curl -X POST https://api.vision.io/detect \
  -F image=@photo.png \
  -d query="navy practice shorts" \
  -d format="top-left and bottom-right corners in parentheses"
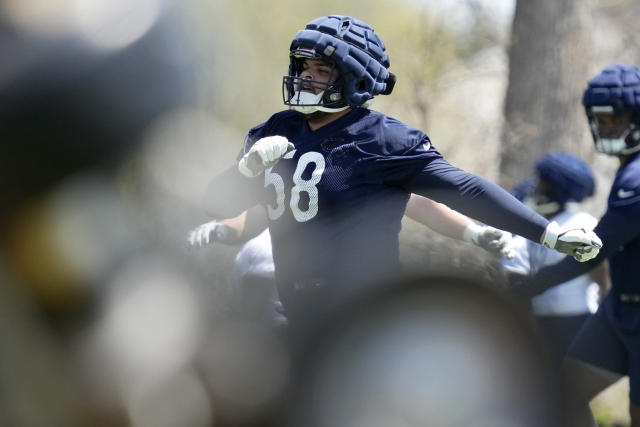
top-left (567, 292), bottom-right (640, 404)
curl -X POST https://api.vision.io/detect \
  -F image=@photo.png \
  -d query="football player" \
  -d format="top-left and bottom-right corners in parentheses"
top-left (512, 64), bottom-right (640, 427)
top-left (198, 15), bottom-right (602, 333)
top-left (189, 195), bottom-right (514, 326)
top-left (502, 152), bottom-right (609, 366)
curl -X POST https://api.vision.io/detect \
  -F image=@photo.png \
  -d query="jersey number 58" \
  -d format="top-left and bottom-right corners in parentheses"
top-left (264, 150), bottom-right (325, 222)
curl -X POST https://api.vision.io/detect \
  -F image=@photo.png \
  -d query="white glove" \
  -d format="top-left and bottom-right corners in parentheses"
top-left (188, 221), bottom-right (231, 247)
top-left (540, 221), bottom-right (602, 262)
top-left (238, 136), bottom-right (295, 177)
top-left (463, 223), bottom-right (515, 259)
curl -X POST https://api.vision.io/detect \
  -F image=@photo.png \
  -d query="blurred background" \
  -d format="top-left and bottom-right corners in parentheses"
top-left (0, 0), bottom-right (637, 425)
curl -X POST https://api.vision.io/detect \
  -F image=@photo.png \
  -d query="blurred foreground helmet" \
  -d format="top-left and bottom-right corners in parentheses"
top-left (0, 7), bottom-right (192, 316)
top-left (582, 64), bottom-right (640, 155)
top-left (284, 275), bottom-right (563, 427)
top-left (283, 15), bottom-right (396, 114)
top-left (0, 10), bottom-right (191, 210)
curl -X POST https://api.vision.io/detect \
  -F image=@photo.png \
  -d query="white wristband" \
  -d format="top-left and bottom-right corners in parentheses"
top-left (540, 221), bottom-right (560, 249)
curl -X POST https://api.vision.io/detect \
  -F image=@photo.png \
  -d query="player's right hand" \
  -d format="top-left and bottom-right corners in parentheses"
top-left (188, 221), bottom-right (229, 247)
top-left (540, 221), bottom-right (602, 262)
top-left (238, 135), bottom-right (295, 177)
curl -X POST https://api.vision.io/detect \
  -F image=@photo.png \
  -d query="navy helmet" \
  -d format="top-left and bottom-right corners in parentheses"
top-left (582, 64), bottom-right (640, 155)
top-left (535, 151), bottom-right (595, 205)
top-left (514, 152), bottom-right (595, 215)
top-left (283, 15), bottom-right (396, 114)
top-left (510, 177), bottom-right (536, 202)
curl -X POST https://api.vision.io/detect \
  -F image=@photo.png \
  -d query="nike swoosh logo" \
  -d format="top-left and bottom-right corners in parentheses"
top-left (617, 188), bottom-right (636, 199)
top-left (423, 142), bottom-right (431, 151)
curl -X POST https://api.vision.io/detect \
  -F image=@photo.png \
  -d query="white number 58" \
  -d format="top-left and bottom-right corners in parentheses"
top-left (264, 150), bottom-right (325, 222)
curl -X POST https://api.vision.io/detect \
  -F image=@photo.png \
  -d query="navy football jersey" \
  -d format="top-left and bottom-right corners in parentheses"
top-left (604, 152), bottom-right (640, 294)
top-left (239, 108), bottom-right (439, 311)
top-left (206, 107), bottom-right (549, 318)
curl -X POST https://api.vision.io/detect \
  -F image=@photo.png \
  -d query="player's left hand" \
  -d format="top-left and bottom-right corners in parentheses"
top-left (464, 223), bottom-right (514, 258)
top-left (541, 221), bottom-right (602, 262)
top-left (477, 226), bottom-right (515, 259)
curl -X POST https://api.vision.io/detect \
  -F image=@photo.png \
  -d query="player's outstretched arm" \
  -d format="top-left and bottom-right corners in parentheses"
top-left (404, 194), bottom-right (514, 257)
top-left (407, 159), bottom-right (602, 262)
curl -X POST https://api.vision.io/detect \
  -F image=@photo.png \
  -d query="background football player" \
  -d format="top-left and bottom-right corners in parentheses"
top-left (513, 64), bottom-right (640, 427)
top-left (502, 152), bottom-right (610, 366)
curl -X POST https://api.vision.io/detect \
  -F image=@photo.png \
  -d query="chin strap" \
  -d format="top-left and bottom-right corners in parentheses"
top-left (290, 90), bottom-right (350, 114)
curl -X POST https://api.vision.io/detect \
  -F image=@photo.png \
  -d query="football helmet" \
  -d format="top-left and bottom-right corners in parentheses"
top-left (583, 64), bottom-right (640, 155)
top-left (523, 152), bottom-right (594, 215)
top-left (283, 15), bottom-right (396, 114)
top-left (510, 177), bottom-right (536, 202)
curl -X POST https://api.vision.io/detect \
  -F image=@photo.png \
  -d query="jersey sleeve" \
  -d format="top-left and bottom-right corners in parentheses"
top-left (406, 157), bottom-right (548, 242)
top-left (352, 115), bottom-right (441, 185)
top-left (376, 135), bottom-right (440, 184)
top-left (203, 165), bottom-right (267, 219)
top-left (235, 111), bottom-right (299, 161)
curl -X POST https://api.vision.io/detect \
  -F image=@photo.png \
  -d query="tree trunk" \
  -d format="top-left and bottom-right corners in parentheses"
top-left (499, 0), bottom-right (594, 189)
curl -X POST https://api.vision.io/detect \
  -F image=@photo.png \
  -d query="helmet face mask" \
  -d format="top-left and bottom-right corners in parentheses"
top-left (283, 54), bottom-right (349, 114)
top-left (586, 106), bottom-right (640, 155)
top-left (582, 64), bottom-right (640, 156)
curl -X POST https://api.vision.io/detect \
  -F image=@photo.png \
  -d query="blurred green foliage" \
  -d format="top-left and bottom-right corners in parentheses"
top-left (184, 0), bottom-right (504, 141)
